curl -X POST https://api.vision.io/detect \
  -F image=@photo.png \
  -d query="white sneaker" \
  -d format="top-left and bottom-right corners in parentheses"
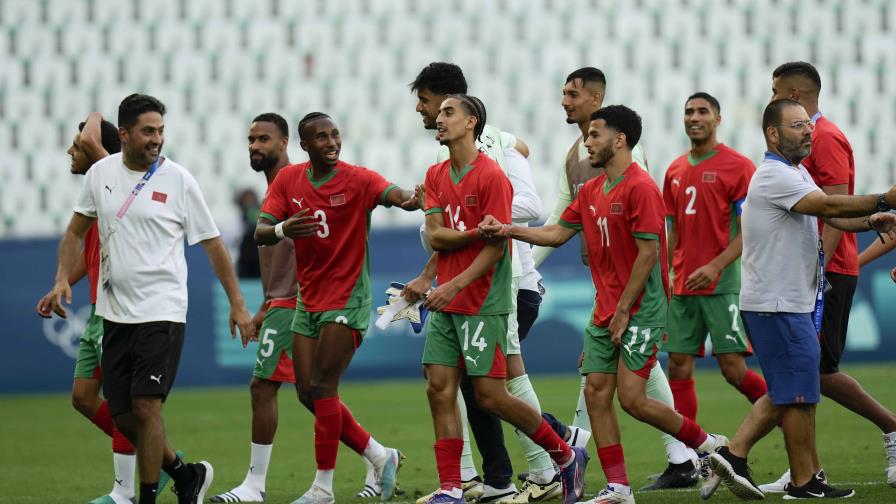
top-left (477, 483), bottom-right (518, 503)
top-left (886, 464), bottom-right (896, 488)
top-left (503, 475), bottom-right (562, 503)
top-left (758, 469), bottom-right (790, 494)
top-left (291, 485), bottom-right (335, 504)
top-left (579, 484), bottom-right (635, 504)
top-left (567, 426), bottom-right (592, 449)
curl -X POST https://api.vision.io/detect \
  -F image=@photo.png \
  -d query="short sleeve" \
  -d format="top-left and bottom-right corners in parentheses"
top-left (362, 167), bottom-right (396, 210)
top-left (559, 191), bottom-right (583, 230)
top-left (259, 169), bottom-right (290, 223)
top-left (662, 168), bottom-right (676, 219)
top-left (632, 144), bottom-right (649, 171)
top-left (182, 173), bottom-right (220, 245)
top-left (424, 166), bottom-right (442, 215)
top-left (627, 180), bottom-right (664, 238)
top-left (806, 130), bottom-right (850, 186)
top-left (479, 167), bottom-right (513, 224)
top-left (729, 158), bottom-right (755, 216)
top-left (766, 166), bottom-right (820, 211)
top-left (499, 131), bottom-right (517, 150)
top-left (73, 168), bottom-right (97, 218)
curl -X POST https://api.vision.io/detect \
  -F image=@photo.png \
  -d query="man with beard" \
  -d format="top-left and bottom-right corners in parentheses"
top-left (481, 105), bottom-right (729, 504)
top-left (708, 99), bottom-right (896, 500)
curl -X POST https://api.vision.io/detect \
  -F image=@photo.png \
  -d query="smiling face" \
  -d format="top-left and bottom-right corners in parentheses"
top-left (120, 111), bottom-right (163, 168)
top-left (248, 121), bottom-right (286, 172)
top-left (434, 97), bottom-right (476, 146)
top-left (300, 117), bottom-right (341, 168)
top-left (684, 97), bottom-right (720, 144)
top-left (561, 78), bottom-right (602, 125)
top-left (415, 88), bottom-right (446, 130)
top-left (67, 132), bottom-right (91, 174)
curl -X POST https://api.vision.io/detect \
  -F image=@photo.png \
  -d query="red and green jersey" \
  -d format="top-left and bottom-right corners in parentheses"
top-left (84, 221), bottom-right (100, 304)
top-left (801, 115), bottom-right (858, 276)
top-left (663, 143), bottom-right (754, 296)
top-left (559, 163), bottom-right (668, 327)
top-left (260, 160), bottom-right (397, 312)
top-left (424, 152), bottom-right (513, 315)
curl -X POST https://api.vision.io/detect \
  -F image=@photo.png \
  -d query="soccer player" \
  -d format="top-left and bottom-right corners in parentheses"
top-left (758, 61), bottom-right (896, 492)
top-left (405, 62), bottom-right (581, 504)
top-left (255, 112), bottom-right (418, 504)
top-left (662, 92), bottom-right (768, 496)
top-left (420, 94), bottom-right (588, 504)
top-left (708, 99), bottom-right (896, 500)
top-left (482, 105), bottom-right (728, 504)
top-left (35, 113), bottom-right (140, 504)
top-left (531, 67), bottom-right (699, 490)
top-left (46, 94), bottom-right (255, 504)
top-left (858, 235), bottom-right (896, 283)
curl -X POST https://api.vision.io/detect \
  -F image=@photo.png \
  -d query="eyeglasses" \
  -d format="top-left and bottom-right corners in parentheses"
top-left (777, 120), bottom-right (815, 131)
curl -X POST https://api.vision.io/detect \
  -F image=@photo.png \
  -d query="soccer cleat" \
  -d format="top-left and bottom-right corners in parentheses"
top-left (700, 434), bottom-right (729, 455)
top-left (698, 456), bottom-right (721, 500)
top-left (424, 492), bottom-right (467, 504)
top-left (158, 449), bottom-right (185, 494)
top-left (887, 463), bottom-right (896, 488)
top-left (560, 446), bottom-right (590, 504)
top-left (171, 461), bottom-right (214, 504)
top-left (290, 485), bottom-right (336, 504)
top-left (639, 460), bottom-right (698, 490)
top-left (377, 448), bottom-right (405, 501)
top-left (783, 473), bottom-right (854, 499)
top-left (579, 483), bottom-right (635, 504)
top-left (505, 474), bottom-right (562, 503)
top-left (209, 486), bottom-right (266, 502)
top-left (88, 495), bottom-right (135, 504)
top-left (758, 469), bottom-right (791, 494)
top-left (356, 484), bottom-right (381, 499)
top-left (709, 447), bottom-right (763, 500)
top-left (567, 426), bottom-right (592, 450)
top-left (477, 483), bottom-right (518, 503)
top-left (416, 477), bottom-right (483, 504)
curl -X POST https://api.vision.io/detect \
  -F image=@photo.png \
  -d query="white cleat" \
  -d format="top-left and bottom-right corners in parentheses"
top-left (567, 426), bottom-right (592, 449)
top-left (577, 484), bottom-right (635, 504)
top-left (698, 457), bottom-right (721, 501)
top-left (758, 469), bottom-right (790, 494)
top-left (477, 483), bottom-right (518, 503)
top-left (887, 463), bottom-right (896, 488)
top-left (291, 485), bottom-right (335, 504)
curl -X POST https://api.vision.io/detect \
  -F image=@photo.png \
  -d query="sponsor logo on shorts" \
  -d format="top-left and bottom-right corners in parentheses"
top-left (149, 374), bottom-right (162, 384)
top-left (465, 355), bottom-right (479, 367)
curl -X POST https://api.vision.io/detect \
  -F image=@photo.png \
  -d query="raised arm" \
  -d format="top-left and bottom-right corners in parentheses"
top-left (200, 236), bottom-right (255, 346)
top-left (79, 112), bottom-right (110, 162)
top-left (791, 186), bottom-right (896, 219)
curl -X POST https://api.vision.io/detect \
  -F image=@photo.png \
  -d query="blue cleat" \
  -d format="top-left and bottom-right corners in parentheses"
top-left (424, 491), bottom-right (466, 504)
top-left (560, 446), bottom-right (589, 504)
top-left (378, 448), bottom-right (404, 501)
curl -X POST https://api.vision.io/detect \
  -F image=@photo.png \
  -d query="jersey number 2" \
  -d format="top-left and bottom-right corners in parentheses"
top-left (684, 186), bottom-right (697, 215)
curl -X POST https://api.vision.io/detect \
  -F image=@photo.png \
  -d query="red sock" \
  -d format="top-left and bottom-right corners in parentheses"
top-left (112, 427), bottom-right (136, 454)
top-left (597, 444), bottom-right (629, 486)
top-left (737, 369), bottom-right (768, 403)
top-left (339, 401), bottom-right (371, 455)
top-left (670, 378), bottom-right (698, 420)
top-left (90, 400), bottom-right (114, 437)
top-left (313, 397), bottom-right (343, 470)
top-left (676, 416), bottom-right (709, 449)
top-left (434, 438), bottom-right (463, 491)
top-left (528, 419), bottom-right (572, 466)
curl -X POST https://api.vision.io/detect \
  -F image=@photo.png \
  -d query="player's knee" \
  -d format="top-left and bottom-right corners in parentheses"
top-left (718, 358), bottom-right (746, 386)
top-left (667, 354), bottom-right (693, 380)
top-left (584, 379), bottom-right (613, 406)
top-left (618, 392), bottom-right (647, 420)
top-left (250, 377), bottom-right (278, 401)
top-left (71, 393), bottom-right (94, 417)
top-left (130, 397), bottom-right (162, 422)
top-left (425, 380), bottom-right (454, 408)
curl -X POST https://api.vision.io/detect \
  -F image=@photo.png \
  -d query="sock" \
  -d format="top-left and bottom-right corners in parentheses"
top-left (363, 457), bottom-right (379, 488)
top-left (666, 441), bottom-right (696, 465)
top-left (91, 400), bottom-right (114, 437)
top-left (529, 419), bottom-right (572, 467)
top-left (884, 432), bottom-right (896, 465)
top-left (507, 374), bottom-right (555, 473)
top-left (111, 452), bottom-right (136, 498)
top-left (669, 378), bottom-right (698, 420)
top-left (313, 397), bottom-right (343, 471)
top-left (646, 363), bottom-right (697, 462)
top-left (340, 401), bottom-right (372, 455)
top-left (363, 436), bottom-right (388, 465)
top-left (527, 467), bottom-right (558, 485)
top-left (112, 427), bottom-right (136, 455)
top-left (243, 442), bottom-right (272, 490)
top-left (139, 482), bottom-right (158, 504)
top-left (457, 392), bottom-right (477, 476)
top-left (162, 454), bottom-right (192, 486)
top-left (597, 444), bottom-right (629, 486)
top-left (541, 412), bottom-right (569, 440)
top-left (737, 369), bottom-right (768, 403)
top-left (676, 416), bottom-right (709, 450)
top-left (572, 375), bottom-right (591, 430)
top-left (313, 469), bottom-right (335, 494)
top-left (435, 438), bottom-right (464, 492)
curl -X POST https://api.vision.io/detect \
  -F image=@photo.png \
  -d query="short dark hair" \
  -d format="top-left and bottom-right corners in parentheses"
top-left (762, 98), bottom-right (803, 134)
top-left (118, 93), bottom-right (166, 130)
top-left (590, 105), bottom-right (642, 149)
top-left (772, 61), bottom-right (822, 92)
top-left (298, 112), bottom-right (332, 140)
top-left (252, 112), bottom-right (289, 137)
top-left (565, 67), bottom-right (607, 90)
top-left (685, 92), bottom-right (721, 114)
top-left (409, 62), bottom-right (468, 95)
top-left (446, 94), bottom-right (487, 142)
top-left (78, 119), bottom-right (121, 154)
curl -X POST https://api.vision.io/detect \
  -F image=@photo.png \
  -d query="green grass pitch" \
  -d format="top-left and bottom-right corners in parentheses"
top-left (1, 365), bottom-right (893, 503)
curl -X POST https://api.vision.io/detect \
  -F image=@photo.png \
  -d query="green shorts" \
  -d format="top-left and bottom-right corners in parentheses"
top-left (253, 307), bottom-right (296, 383)
top-left (580, 322), bottom-right (661, 378)
top-left (291, 304), bottom-right (370, 340)
top-left (665, 294), bottom-right (751, 356)
top-left (73, 305), bottom-right (104, 379)
top-left (422, 311), bottom-right (508, 377)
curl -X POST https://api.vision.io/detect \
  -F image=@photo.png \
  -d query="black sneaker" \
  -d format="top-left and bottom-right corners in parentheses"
top-left (783, 473), bottom-right (854, 499)
top-left (639, 460), bottom-right (699, 490)
top-left (709, 447), bottom-right (764, 500)
top-left (172, 461), bottom-right (214, 504)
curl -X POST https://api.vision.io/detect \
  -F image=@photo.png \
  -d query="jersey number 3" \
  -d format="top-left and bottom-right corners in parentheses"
top-left (314, 209), bottom-right (330, 238)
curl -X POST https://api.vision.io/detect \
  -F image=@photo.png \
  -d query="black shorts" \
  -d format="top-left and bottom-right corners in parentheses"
top-left (819, 272), bottom-right (858, 374)
top-left (516, 288), bottom-right (543, 343)
top-left (101, 320), bottom-right (185, 416)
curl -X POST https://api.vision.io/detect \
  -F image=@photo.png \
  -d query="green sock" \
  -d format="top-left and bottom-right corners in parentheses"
top-left (507, 374), bottom-right (555, 474)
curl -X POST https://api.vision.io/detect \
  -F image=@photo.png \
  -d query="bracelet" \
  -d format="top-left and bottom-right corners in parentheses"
top-left (274, 221), bottom-right (285, 240)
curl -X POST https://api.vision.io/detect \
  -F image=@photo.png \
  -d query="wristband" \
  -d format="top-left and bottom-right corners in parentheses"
top-left (274, 221), bottom-right (286, 240)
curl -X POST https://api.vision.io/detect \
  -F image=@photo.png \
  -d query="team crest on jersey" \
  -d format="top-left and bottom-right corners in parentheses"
top-left (151, 191), bottom-right (168, 203)
top-left (464, 195), bottom-right (478, 206)
top-left (702, 172), bottom-right (717, 183)
top-left (330, 193), bottom-right (346, 206)
top-left (610, 202), bottom-right (623, 214)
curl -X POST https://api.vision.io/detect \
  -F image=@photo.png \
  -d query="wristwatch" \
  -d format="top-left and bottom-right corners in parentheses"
top-left (877, 194), bottom-right (891, 212)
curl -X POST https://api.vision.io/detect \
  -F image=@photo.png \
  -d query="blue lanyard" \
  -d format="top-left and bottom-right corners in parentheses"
top-left (116, 157), bottom-right (161, 219)
top-left (813, 240), bottom-right (825, 333)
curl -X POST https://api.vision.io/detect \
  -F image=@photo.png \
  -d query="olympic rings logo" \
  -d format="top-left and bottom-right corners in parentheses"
top-left (41, 305), bottom-right (92, 359)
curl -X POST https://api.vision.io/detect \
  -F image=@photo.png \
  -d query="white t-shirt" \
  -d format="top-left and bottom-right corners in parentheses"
top-left (74, 153), bottom-right (220, 323)
top-left (740, 153), bottom-right (821, 313)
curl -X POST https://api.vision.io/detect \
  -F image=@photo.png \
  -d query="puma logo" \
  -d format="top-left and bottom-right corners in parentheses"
top-left (149, 374), bottom-right (162, 384)
top-left (255, 358), bottom-right (265, 368)
top-left (105, 185), bottom-right (113, 194)
top-left (292, 197), bottom-right (304, 208)
top-left (249, 464), bottom-right (255, 473)
top-left (115, 478), bottom-right (123, 486)
top-left (589, 205), bottom-right (596, 216)
top-left (465, 355), bottom-right (479, 367)
top-left (724, 334), bottom-right (738, 343)
top-left (622, 344), bottom-right (635, 357)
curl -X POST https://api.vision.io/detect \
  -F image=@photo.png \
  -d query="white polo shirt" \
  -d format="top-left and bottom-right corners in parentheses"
top-left (74, 153), bottom-right (219, 324)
